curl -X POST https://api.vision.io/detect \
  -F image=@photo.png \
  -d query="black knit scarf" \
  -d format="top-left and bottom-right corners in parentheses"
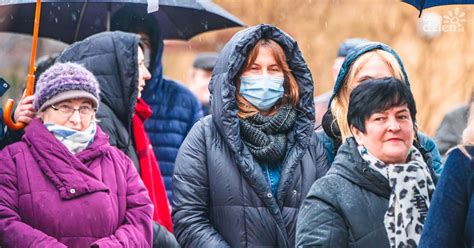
top-left (240, 105), bottom-right (297, 165)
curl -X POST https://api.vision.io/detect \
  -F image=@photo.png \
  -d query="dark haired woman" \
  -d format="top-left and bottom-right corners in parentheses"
top-left (172, 24), bottom-right (329, 247)
top-left (296, 77), bottom-right (435, 248)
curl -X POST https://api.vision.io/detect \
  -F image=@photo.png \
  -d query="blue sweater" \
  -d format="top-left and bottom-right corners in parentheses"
top-left (419, 146), bottom-right (474, 248)
top-left (261, 163), bottom-right (281, 197)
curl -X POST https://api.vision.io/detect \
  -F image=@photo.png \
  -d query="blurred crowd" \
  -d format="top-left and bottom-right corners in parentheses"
top-left (0, 7), bottom-right (472, 248)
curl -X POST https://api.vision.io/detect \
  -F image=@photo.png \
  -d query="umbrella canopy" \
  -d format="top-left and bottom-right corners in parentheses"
top-left (0, 0), bottom-right (245, 43)
top-left (403, 0), bottom-right (474, 16)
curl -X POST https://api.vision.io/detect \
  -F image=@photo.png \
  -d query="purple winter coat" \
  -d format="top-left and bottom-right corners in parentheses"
top-left (0, 119), bottom-right (153, 247)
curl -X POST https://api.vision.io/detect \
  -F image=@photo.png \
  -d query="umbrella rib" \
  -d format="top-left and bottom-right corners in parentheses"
top-left (419, 0), bottom-right (426, 17)
top-left (1, 1), bottom-right (245, 41)
top-left (74, 2), bottom-right (88, 42)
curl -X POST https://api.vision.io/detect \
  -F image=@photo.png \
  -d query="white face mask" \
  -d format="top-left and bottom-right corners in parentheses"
top-left (239, 74), bottom-right (285, 111)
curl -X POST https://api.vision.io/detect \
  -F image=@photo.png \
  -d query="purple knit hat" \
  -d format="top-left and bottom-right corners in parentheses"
top-left (34, 62), bottom-right (100, 112)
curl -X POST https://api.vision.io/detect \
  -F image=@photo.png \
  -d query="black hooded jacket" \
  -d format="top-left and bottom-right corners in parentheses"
top-left (172, 24), bottom-right (329, 248)
top-left (296, 138), bottom-right (391, 247)
top-left (111, 5), bottom-right (203, 201)
top-left (57, 31), bottom-right (140, 168)
top-left (57, 31), bottom-right (178, 248)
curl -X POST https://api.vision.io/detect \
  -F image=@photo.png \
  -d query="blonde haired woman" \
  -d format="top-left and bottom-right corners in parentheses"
top-left (317, 42), bottom-right (442, 176)
top-left (172, 24), bottom-right (328, 247)
top-left (419, 97), bottom-right (474, 248)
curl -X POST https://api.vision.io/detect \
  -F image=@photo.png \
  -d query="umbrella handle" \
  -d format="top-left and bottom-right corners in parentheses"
top-left (3, 99), bottom-right (24, 131)
top-left (3, 75), bottom-right (35, 131)
top-left (4, 0), bottom-right (41, 130)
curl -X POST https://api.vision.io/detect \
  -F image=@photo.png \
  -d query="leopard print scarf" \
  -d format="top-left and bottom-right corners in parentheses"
top-left (358, 146), bottom-right (435, 248)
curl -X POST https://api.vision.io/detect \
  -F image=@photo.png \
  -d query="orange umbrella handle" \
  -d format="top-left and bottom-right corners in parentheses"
top-left (4, 0), bottom-right (41, 131)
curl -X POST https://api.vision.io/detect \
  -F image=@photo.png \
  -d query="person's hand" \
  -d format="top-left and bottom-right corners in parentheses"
top-left (13, 92), bottom-right (35, 126)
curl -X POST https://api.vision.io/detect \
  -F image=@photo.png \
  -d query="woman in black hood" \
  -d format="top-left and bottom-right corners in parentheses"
top-left (57, 31), bottom-right (178, 248)
top-left (172, 24), bottom-right (329, 247)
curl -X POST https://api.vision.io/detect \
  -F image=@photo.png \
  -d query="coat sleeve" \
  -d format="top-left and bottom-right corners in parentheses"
top-left (434, 116), bottom-right (460, 156)
top-left (91, 153), bottom-right (153, 247)
top-left (419, 149), bottom-right (470, 248)
top-left (152, 221), bottom-right (180, 248)
top-left (310, 133), bottom-right (330, 177)
top-left (190, 96), bottom-right (203, 131)
top-left (172, 120), bottom-right (230, 248)
top-left (433, 107), bottom-right (467, 157)
top-left (296, 177), bottom-right (349, 248)
top-left (0, 148), bottom-right (67, 248)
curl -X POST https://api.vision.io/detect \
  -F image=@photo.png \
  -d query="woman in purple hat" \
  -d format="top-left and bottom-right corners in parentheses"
top-left (0, 62), bottom-right (153, 247)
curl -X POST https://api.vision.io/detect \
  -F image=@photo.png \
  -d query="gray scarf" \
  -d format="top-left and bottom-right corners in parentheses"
top-left (240, 105), bottom-right (296, 164)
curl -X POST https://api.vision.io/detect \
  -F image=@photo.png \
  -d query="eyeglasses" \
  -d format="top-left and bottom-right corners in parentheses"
top-left (50, 104), bottom-right (96, 117)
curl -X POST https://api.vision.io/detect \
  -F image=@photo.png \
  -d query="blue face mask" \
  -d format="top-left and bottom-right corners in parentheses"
top-left (239, 74), bottom-right (285, 111)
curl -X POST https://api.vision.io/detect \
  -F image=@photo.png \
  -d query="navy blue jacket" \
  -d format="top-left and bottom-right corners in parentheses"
top-left (141, 32), bottom-right (203, 201)
top-left (419, 146), bottom-right (474, 248)
top-left (318, 42), bottom-right (443, 176)
top-left (0, 109), bottom-right (25, 151)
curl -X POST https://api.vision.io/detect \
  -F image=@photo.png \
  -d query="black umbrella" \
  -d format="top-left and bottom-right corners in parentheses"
top-left (0, 0), bottom-right (245, 43)
top-left (403, 0), bottom-right (474, 16)
top-left (1, 0), bottom-right (244, 130)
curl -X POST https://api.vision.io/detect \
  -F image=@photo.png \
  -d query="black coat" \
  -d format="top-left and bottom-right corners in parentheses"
top-left (296, 138), bottom-right (391, 247)
top-left (57, 31), bottom-right (140, 169)
top-left (57, 31), bottom-right (179, 248)
top-left (172, 24), bottom-right (329, 248)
